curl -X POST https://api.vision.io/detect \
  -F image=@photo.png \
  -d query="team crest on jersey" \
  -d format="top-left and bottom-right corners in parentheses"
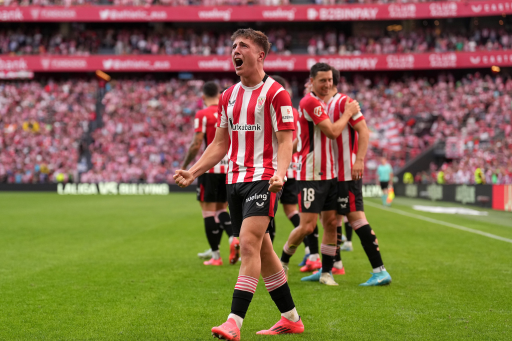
top-left (304, 201), bottom-right (311, 209)
top-left (314, 106), bottom-right (322, 117)
top-left (228, 99), bottom-right (236, 107)
top-left (257, 96), bottom-right (266, 108)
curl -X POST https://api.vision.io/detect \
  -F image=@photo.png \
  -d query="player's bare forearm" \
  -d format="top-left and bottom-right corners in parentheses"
top-left (331, 114), bottom-right (352, 138)
top-left (188, 127), bottom-right (229, 179)
top-left (353, 119), bottom-right (369, 162)
top-left (389, 173), bottom-right (394, 186)
top-left (276, 130), bottom-right (293, 180)
top-left (182, 132), bottom-right (203, 169)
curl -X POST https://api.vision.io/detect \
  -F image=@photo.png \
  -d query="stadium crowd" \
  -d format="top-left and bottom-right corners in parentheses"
top-left (0, 27), bottom-right (291, 56)
top-left (0, 80), bottom-right (95, 184)
top-left (2, 26), bottom-right (510, 56)
top-left (1, 72), bottom-right (511, 184)
top-left (80, 78), bottom-right (234, 184)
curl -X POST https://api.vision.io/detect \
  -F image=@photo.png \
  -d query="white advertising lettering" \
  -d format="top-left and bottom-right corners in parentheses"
top-left (0, 58), bottom-right (28, 70)
top-left (455, 185), bottom-right (476, 204)
top-left (362, 185), bottom-right (383, 198)
top-left (482, 2), bottom-right (512, 14)
top-left (264, 58), bottom-right (295, 71)
top-left (470, 54), bottom-right (512, 65)
top-left (198, 58), bottom-right (231, 70)
top-left (429, 53), bottom-right (457, 68)
top-left (99, 9), bottom-right (167, 21)
top-left (41, 58), bottom-right (87, 70)
top-left (0, 9), bottom-right (23, 21)
top-left (35, 9), bottom-right (77, 20)
top-left (386, 55), bottom-right (414, 69)
top-left (307, 7), bottom-right (378, 21)
top-left (102, 59), bottom-right (170, 70)
top-left (58, 182), bottom-right (169, 195)
top-left (429, 3), bottom-right (457, 17)
top-left (317, 57), bottom-right (378, 71)
top-left (197, 8), bottom-right (232, 21)
top-left (261, 8), bottom-right (296, 21)
top-left (388, 4), bottom-right (416, 18)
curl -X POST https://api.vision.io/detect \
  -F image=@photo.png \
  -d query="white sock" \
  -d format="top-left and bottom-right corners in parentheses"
top-left (333, 260), bottom-right (343, 269)
top-left (212, 250), bottom-right (220, 260)
top-left (281, 307), bottom-right (299, 323)
top-left (229, 236), bottom-right (234, 244)
top-left (344, 241), bottom-right (352, 247)
top-left (227, 313), bottom-right (243, 329)
top-left (309, 253), bottom-right (319, 262)
top-left (373, 265), bottom-right (386, 273)
top-left (304, 246), bottom-right (310, 255)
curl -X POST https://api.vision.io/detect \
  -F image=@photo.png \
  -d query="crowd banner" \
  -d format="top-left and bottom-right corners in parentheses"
top-left (395, 183), bottom-right (494, 208)
top-left (0, 2), bottom-right (510, 22)
top-left (1, 52), bottom-right (512, 72)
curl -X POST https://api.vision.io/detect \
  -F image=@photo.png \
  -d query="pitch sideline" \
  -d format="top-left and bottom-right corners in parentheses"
top-left (365, 201), bottom-right (512, 244)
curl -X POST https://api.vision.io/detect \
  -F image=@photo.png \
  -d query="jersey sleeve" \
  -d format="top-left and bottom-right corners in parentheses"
top-left (217, 93), bottom-right (228, 128)
top-left (301, 96), bottom-right (329, 125)
top-left (270, 88), bottom-right (295, 132)
top-left (342, 96), bottom-right (365, 127)
top-left (194, 110), bottom-right (205, 133)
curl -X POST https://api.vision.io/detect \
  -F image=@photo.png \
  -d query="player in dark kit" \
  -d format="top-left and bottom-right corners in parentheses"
top-left (174, 29), bottom-right (303, 340)
top-left (182, 81), bottom-right (240, 266)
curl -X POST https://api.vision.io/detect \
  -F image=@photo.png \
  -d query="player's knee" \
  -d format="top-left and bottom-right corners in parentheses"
top-left (240, 239), bottom-right (260, 258)
top-left (302, 222), bottom-right (317, 235)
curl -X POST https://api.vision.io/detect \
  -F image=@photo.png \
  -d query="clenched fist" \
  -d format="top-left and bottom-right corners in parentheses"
top-left (173, 170), bottom-right (195, 188)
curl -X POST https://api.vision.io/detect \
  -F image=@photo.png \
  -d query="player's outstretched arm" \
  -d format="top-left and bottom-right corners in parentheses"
top-left (174, 127), bottom-right (229, 188)
top-left (316, 100), bottom-right (360, 140)
top-left (269, 130), bottom-right (293, 193)
top-left (182, 132), bottom-right (204, 170)
top-left (352, 119), bottom-right (369, 180)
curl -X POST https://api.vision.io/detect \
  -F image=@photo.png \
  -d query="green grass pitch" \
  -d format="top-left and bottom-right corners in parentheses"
top-left (1, 193), bottom-right (511, 340)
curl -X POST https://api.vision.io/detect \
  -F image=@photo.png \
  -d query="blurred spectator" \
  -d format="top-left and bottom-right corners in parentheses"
top-left (0, 80), bottom-right (95, 183)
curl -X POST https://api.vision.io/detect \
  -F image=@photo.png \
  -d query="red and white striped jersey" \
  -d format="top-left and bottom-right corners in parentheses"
top-left (295, 92), bottom-right (336, 181)
top-left (327, 93), bottom-right (365, 181)
top-left (217, 75), bottom-right (295, 184)
top-left (287, 107), bottom-right (300, 179)
top-left (194, 105), bottom-right (229, 174)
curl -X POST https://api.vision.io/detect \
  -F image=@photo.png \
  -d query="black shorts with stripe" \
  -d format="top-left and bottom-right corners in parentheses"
top-left (226, 180), bottom-right (280, 237)
top-left (196, 173), bottom-right (227, 203)
top-left (337, 179), bottom-right (364, 215)
top-left (298, 179), bottom-right (338, 213)
top-left (280, 178), bottom-right (298, 205)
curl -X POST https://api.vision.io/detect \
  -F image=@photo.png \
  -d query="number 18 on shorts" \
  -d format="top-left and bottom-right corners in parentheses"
top-left (298, 179), bottom-right (338, 213)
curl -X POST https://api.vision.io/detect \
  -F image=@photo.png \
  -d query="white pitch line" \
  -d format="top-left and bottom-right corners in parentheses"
top-left (365, 201), bottom-right (512, 244)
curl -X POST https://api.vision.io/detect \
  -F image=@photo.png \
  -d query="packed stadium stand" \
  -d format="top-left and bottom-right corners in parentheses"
top-left (2, 21), bottom-right (512, 56)
top-left (0, 0), bottom-right (511, 185)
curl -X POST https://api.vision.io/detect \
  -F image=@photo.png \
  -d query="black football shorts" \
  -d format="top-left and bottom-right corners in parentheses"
top-left (297, 179), bottom-right (338, 213)
top-left (196, 173), bottom-right (227, 203)
top-left (337, 179), bottom-right (364, 215)
top-left (226, 180), bottom-right (280, 237)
